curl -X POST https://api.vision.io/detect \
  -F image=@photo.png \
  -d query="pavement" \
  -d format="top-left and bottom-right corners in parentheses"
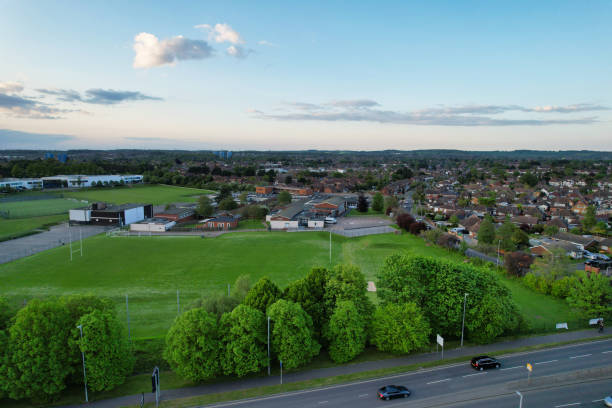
top-left (61, 329), bottom-right (610, 408)
top-left (0, 223), bottom-right (109, 264)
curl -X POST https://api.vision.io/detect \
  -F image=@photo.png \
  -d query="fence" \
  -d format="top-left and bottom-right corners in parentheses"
top-left (335, 225), bottom-right (396, 237)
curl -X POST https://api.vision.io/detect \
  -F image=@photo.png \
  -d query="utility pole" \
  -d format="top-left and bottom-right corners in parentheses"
top-left (329, 230), bottom-right (332, 264)
top-left (126, 294), bottom-right (131, 343)
top-left (496, 239), bottom-right (501, 268)
top-left (461, 293), bottom-right (468, 347)
top-left (267, 316), bottom-right (271, 376)
top-left (76, 324), bottom-right (88, 402)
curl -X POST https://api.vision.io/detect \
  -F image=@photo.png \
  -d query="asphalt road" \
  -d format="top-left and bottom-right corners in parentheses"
top-left (202, 339), bottom-right (612, 408)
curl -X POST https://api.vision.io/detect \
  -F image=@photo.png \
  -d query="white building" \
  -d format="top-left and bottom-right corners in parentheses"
top-left (42, 174), bottom-right (143, 188)
top-left (130, 218), bottom-right (176, 232)
top-left (0, 178), bottom-right (43, 190)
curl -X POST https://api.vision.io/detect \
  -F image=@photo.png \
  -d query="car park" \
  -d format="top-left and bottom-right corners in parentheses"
top-left (470, 355), bottom-right (501, 370)
top-left (378, 385), bottom-right (411, 400)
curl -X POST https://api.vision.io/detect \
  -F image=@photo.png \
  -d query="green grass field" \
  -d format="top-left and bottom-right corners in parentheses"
top-left (0, 230), bottom-right (575, 339)
top-left (0, 214), bottom-right (67, 241)
top-left (0, 198), bottom-right (87, 218)
top-left (62, 185), bottom-right (214, 205)
top-left (347, 208), bottom-right (386, 217)
top-left (236, 219), bottom-right (266, 230)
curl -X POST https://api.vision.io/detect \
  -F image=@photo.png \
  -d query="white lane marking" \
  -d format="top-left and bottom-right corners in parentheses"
top-left (535, 359), bottom-right (558, 365)
top-left (602, 350), bottom-right (612, 354)
top-left (427, 378), bottom-right (451, 384)
top-left (592, 399), bottom-right (604, 402)
top-left (569, 354), bottom-right (592, 359)
top-left (500, 366), bottom-right (522, 371)
top-left (318, 401), bottom-right (328, 404)
top-left (554, 403), bottom-right (580, 407)
top-left (462, 372), bottom-right (487, 378)
top-left (203, 339), bottom-right (612, 408)
top-left (358, 394), bottom-right (368, 398)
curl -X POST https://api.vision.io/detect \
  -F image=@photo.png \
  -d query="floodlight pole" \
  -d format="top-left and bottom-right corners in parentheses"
top-left (79, 226), bottom-right (83, 256)
top-left (461, 293), bottom-right (468, 347)
top-left (126, 294), bottom-right (131, 343)
top-left (77, 324), bottom-right (88, 402)
top-left (497, 239), bottom-right (501, 268)
top-left (329, 230), bottom-right (332, 264)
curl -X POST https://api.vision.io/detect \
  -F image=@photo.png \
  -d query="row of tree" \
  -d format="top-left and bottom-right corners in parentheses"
top-left (0, 296), bottom-right (132, 402)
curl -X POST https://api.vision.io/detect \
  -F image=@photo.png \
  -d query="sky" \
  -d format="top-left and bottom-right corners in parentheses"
top-left (1, 0), bottom-right (611, 151)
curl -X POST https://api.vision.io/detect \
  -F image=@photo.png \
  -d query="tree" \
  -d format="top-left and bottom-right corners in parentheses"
top-left (216, 184), bottom-right (232, 203)
top-left (3, 299), bottom-right (72, 401)
top-left (324, 265), bottom-right (374, 333)
top-left (376, 255), bottom-right (519, 343)
top-left (239, 191), bottom-right (248, 205)
top-left (284, 175), bottom-right (293, 185)
top-left (371, 302), bottom-right (431, 354)
top-left (566, 272), bottom-right (612, 318)
top-left (512, 228), bottom-right (530, 248)
top-left (357, 194), bottom-right (369, 213)
top-left (325, 301), bottom-right (366, 363)
top-left (530, 247), bottom-right (574, 280)
top-left (497, 217), bottom-right (517, 252)
top-left (505, 252), bottom-right (533, 277)
top-left (371, 192), bottom-right (384, 212)
top-left (449, 215), bottom-right (460, 227)
top-left (232, 274), bottom-right (252, 303)
top-left (396, 213), bottom-right (416, 231)
top-left (164, 308), bottom-right (221, 381)
top-left (218, 196), bottom-right (238, 211)
top-left (76, 310), bottom-right (133, 392)
top-left (277, 191), bottom-right (292, 205)
top-left (283, 267), bottom-right (330, 341)
top-left (520, 172), bottom-right (538, 187)
top-left (197, 195), bottom-right (214, 218)
top-left (409, 222), bottom-right (427, 236)
top-left (268, 299), bottom-right (320, 369)
top-left (582, 205), bottom-right (597, 231)
top-left (243, 277), bottom-right (282, 313)
top-left (478, 216), bottom-right (495, 245)
top-left (384, 195), bottom-right (399, 213)
top-left (0, 296), bottom-right (13, 330)
top-left (543, 225), bottom-right (559, 237)
top-left (192, 293), bottom-right (239, 318)
top-left (219, 305), bottom-right (267, 377)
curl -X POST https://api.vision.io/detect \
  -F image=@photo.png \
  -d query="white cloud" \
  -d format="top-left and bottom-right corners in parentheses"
top-left (0, 81), bottom-right (24, 93)
top-left (257, 40), bottom-right (277, 47)
top-left (226, 45), bottom-right (252, 59)
top-left (196, 23), bottom-right (243, 44)
top-left (133, 32), bottom-right (214, 69)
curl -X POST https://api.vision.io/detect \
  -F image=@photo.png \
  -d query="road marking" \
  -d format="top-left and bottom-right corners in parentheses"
top-left (358, 394), bottom-right (368, 398)
top-left (554, 403), bottom-right (580, 407)
top-left (569, 354), bottom-right (591, 359)
top-left (500, 366), bottom-right (522, 371)
top-left (462, 372), bottom-right (486, 378)
top-left (318, 401), bottom-right (328, 404)
top-left (535, 359), bottom-right (558, 365)
top-left (592, 399), bottom-right (604, 402)
top-left (602, 350), bottom-right (612, 354)
top-left (427, 378), bottom-right (451, 384)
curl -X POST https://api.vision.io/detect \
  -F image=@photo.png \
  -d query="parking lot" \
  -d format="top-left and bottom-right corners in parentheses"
top-left (330, 215), bottom-right (395, 237)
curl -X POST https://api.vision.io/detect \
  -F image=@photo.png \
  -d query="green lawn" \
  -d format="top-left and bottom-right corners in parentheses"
top-left (0, 214), bottom-right (67, 241)
top-left (0, 230), bottom-right (576, 339)
top-left (0, 198), bottom-right (87, 218)
top-left (236, 219), bottom-right (266, 230)
top-left (62, 185), bottom-right (214, 205)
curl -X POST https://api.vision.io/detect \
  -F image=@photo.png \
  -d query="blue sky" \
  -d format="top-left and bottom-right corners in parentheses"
top-left (1, 0), bottom-right (611, 150)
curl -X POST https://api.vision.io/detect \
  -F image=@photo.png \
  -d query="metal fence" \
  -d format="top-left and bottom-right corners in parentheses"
top-left (335, 225), bottom-right (396, 237)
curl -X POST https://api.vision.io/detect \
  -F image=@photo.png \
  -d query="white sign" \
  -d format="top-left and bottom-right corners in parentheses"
top-left (589, 318), bottom-right (603, 325)
top-left (556, 322), bottom-right (568, 330)
top-left (437, 334), bottom-right (444, 346)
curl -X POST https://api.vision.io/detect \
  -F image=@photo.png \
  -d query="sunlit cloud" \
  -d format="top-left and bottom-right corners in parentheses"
top-left (133, 32), bottom-right (214, 68)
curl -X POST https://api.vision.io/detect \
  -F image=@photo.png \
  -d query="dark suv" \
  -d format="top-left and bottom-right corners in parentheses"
top-left (470, 355), bottom-right (501, 370)
top-left (377, 385), bottom-right (411, 400)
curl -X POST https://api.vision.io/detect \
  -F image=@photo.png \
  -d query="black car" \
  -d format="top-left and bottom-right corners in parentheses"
top-left (470, 355), bottom-right (501, 370)
top-left (377, 385), bottom-right (411, 400)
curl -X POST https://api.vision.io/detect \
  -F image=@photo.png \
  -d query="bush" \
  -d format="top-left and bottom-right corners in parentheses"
top-left (396, 213), bottom-right (416, 231)
top-left (551, 276), bottom-right (577, 299)
top-left (505, 252), bottom-right (533, 277)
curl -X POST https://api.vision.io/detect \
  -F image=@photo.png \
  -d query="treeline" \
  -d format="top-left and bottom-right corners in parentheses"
top-left (0, 296), bottom-right (132, 402)
top-left (2, 159), bottom-right (153, 178)
top-left (164, 255), bottom-right (521, 382)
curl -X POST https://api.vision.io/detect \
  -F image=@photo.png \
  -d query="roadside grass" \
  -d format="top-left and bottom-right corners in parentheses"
top-left (62, 185), bottom-right (214, 205)
top-left (0, 231), bottom-right (577, 338)
top-left (0, 198), bottom-right (87, 218)
top-left (0, 214), bottom-right (67, 241)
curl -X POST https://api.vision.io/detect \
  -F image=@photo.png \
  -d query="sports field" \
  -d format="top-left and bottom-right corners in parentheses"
top-left (62, 184), bottom-right (214, 205)
top-left (0, 198), bottom-right (87, 218)
top-left (0, 231), bottom-right (575, 339)
top-left (0, 214), bottom-right (67, 241)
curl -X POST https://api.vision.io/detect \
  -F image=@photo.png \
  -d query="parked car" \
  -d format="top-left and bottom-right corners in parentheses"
top-left (470, 355), bottom-right (501, 370)
top-left (596, 253), bottom-right (610, 261)
top-left (377, 385), bottom-right (411, 400)
top-left (584, 250), bottom-right (598, 260)
top-left (324, 217), bottom-right (337, 224)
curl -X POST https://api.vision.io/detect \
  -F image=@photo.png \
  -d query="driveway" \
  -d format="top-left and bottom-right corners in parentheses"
top-left (0, 223), bottom-right (109, 264)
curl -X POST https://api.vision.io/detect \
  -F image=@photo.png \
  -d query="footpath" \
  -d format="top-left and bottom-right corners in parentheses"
top-left (62, 329), bottom-right (609, 408)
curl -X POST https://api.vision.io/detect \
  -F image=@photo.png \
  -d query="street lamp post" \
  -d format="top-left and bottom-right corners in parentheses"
top-left (460, 293), bottom-right (468, 347)
top-left (496, 239), bottom-right (501, 268)
top-left (515, 390), bottom-right (523, 408)
top-left (267, 316), bottom-right (271, 376)
top-left (76, 324), bottom-right (88, 403)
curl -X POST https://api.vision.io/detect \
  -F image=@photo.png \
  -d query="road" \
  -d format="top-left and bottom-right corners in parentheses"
top-left (202, 339), bottom-right (612, 408)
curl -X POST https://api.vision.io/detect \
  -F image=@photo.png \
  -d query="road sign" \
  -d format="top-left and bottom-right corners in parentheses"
top-left (589, 318), bottom-right (603, 325)
top-left (437, 334), bottom-right (444, 346)
top-left (556, 322), bottom-right (568, 329)
top-left (526, 363), bottom-right (532, 372)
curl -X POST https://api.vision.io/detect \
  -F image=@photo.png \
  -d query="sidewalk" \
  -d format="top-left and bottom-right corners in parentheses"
top-left (61, 329), bottom-right (609, 408)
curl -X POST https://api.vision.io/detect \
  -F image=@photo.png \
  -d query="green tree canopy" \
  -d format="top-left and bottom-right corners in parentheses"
top-left (243, 277), bottom-right (282, 313)
top-left (371, 192), bottom-right (384, 212)
top-left (219, 305), bottom-right (267, 377)
top-left (164, 308), bottom-right (221, 381)
top-left (268, 299), bottom-right (320, 370)
top-left (325, 301), bottom-right (367, 363)
top-left (324, 264), bottom-right (374, 330)
top-left (76, 310), bottom-right (133, 392)
top-left (376, 255), bottom-right (519, 343)
top-left (497, 217), bottom-right (517, 252)
top-left (371, 302), bottom-right (431, 354)
top-left (357, 194), bottom-right (369, 213)
top-left (277, 190), bottom-right (292, 205)
top-left (567, 272), bottom-right (612, 318)
top-left (478, 216), bottom-right (496, 244)
top-left (218, 196), bottom-right (238, 211)
top-left (582, 205), bottom-right (597, 231)
top-left (197, 195), bottom-right (214, 217)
